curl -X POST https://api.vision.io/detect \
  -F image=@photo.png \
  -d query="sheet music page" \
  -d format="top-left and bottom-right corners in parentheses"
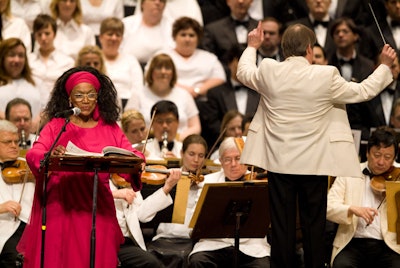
top-left (64, 141), bottom-right (103, 156)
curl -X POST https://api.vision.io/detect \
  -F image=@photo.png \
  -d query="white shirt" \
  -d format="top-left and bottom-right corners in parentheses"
top-left (11, 0), bottom-right (43, 32)
top-left (2, 15), bottom-right (32, 52)
top-left (161, 48), bottom-right (226, 91)
top-left (80, 0), bottom-right (124, 35)
top-left (134, 0), bottom-right (203, 26)
top-left (0, 78), bottom-right (42, 118)
top-left (125, 85), bottom-right (199, 136)
top-left (54, 18), bottom-right (96, 60)
top-left (121, 14), bottom-right (175, 64)
top-left (29, 49), bottom-right (75, 103)
top-left (105, 53), bottom-right (143, 100)
top-left (146, 138), bottom-right (183, 160)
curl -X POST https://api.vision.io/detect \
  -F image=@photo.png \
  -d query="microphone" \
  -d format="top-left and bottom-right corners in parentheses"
top-left (54, 107), bottom-right (81, 118)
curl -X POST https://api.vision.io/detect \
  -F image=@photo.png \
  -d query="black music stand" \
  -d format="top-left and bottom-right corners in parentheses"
top-left (48, 155), bottom-right (143, 268)
top-left (189, 181), bottom-right (270, 268)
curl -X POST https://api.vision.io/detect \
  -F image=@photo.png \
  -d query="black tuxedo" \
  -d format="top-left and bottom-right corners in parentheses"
top-left (201, 16), bottom-right (258, 65)
top-left (328, 53), bottom-right (375, 83)
top-left (204, 82), bottom-right (260, 145)
top-left (286, 17), bottom-right (336, 59)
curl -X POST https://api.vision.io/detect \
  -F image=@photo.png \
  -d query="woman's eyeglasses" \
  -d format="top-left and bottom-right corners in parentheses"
top-left (73, 93), bottom-right (97, 102)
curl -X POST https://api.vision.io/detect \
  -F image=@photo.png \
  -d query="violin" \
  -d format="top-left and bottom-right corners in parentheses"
top-left (370, 166), bottom-right (400, 194)
top-left (2, 159), bottom-right (35, 184)
top-left (141, 165), bottom-right (204, 185)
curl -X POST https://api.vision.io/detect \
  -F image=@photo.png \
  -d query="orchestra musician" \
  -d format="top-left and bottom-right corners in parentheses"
top-left (5, 98), bottom-right (35, 150)
top-left (188, 137), bottom-right (270, 268)
top-left (146, 134), bottom-right (208, 268)
top-left (17, 66), bottom-right (145, 268)
top-left (327, 126), bottom-right (400, 267)
top-left (0, 120), bottom-right (35, 267)
top-left (111, 168), bottom-right (181, 268)
top-left (145, 101), bottom-right (183, 160)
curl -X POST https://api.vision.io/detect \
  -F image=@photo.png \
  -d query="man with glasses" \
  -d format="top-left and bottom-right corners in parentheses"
top-left (188, 136), bottom-right (270, 268)
top-left (0, 120), bottom-right (35, 267)
top-left (145, 100), bottom-right (183, 159)
top-left (5, 98), bottom-right (35, 150)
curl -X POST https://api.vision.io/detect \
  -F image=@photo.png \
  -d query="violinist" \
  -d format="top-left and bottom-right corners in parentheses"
top-left (5, 98), bottom-right (35, 149)
top-left (146, 101), bottom-right (182, 159)
top-left (327, 126), bottom-right (400, 267)
top-left (188, 137), bottom-right (271, 268)
top-left (0, 120), bottom-right (35, 267)
top-left (110, 168), bottom-right (181, 268)
top-left (146, 134), bottom-right (208, 268)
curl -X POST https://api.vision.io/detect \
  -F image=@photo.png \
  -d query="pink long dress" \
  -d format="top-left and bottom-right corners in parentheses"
top-left (18, 118), bottom-right (145, 268)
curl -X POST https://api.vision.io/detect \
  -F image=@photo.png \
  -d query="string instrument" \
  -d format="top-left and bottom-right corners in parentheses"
top-left (370, 166), bottom-right (400, 194)
top-left (2, 159), bottom-right (35, 184)
top-left (142, 165), bottom-right (204, 185)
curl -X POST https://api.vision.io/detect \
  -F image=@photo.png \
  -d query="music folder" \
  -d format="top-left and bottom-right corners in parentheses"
top-left (189, 180), bottom-right (269, 240)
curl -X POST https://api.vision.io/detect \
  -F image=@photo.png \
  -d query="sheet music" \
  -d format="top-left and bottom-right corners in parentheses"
top-left (65, 141), bottom-right (103, 157)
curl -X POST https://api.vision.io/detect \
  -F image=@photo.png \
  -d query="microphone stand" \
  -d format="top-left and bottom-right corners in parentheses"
top-left (38, 117), bottom-right (70, 268)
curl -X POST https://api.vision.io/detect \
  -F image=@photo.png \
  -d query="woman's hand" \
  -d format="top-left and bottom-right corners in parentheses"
top-left (51, 145), bottom-right (66, 156)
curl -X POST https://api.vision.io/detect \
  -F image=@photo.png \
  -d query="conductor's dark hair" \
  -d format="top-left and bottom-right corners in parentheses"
top-left (368, 126), bottom-right (399, 157)
top-left (43, 66), bottom-right (120, 124)
top-left (150, 100), bottom-right (179, 120)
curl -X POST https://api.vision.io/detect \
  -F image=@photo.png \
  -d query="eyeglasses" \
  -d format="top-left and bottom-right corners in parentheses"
top-left (0, 139), bottom-right (20, 146)
top-left (221, 156), bottom-right (241, 165)
top-left (73, 93), bottom-right (97, 102)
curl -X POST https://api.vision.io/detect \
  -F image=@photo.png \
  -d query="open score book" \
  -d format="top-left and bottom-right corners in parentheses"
top-left (65, 141), bottom-right (135, 157)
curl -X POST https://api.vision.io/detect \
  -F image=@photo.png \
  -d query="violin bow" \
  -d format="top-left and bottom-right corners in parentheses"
top-left (194, 127), bottom-right (227, 180)
top-left (141, 108), bottom-right (157, 155)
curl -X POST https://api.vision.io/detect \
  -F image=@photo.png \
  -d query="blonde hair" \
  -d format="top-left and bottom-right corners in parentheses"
top-left (121, 110), bottom-right (145, 133)
top-left (50, 0), bottom-right (83, 24)
top-left (75, 45), bottom-right (107, 74)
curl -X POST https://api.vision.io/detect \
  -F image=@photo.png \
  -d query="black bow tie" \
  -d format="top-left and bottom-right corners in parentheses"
top-left (339, 58), bottom-right (354, 65)
top-left (225, 175), bottom-right (245, 182)
top-left (313, 20), bottom-right (329, 28)
top-left (363, 168), bottom-right (375, 178)
top-left (233, 19), bottom-right (249, 28)
top-left (20, 140), bottom-right (31, 147)
top-left (233, 85), bottom-right (245, 91)
top-left (158, 141), bottom-right (174, 151)
top-left (392, 20), bottom-right (400, 28)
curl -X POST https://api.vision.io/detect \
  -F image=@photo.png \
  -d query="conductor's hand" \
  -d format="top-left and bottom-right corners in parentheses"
top-left (52, 145), bottom-right (66, 156)
top-left (247, 21), bottom-right (264, 49)
top-left (162, 168), bottom-right (181, 194)
top-left (380, 44), bottom-right (397, 67)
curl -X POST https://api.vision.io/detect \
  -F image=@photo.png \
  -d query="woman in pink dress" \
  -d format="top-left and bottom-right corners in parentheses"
top-left (18, 66), bottom-right (145, 268)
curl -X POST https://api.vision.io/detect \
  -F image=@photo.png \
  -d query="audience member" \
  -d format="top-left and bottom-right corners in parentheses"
top-left (257, 16), bottom-right (284, 63)
top-left (328, 17), bottom-right (374, 82)
top-left (206, 45), bottom-right (259, 147)
top-left (146, 134), bottom-right (208, 268)
top-left (99, 17), bottom-right (144, 109)
top-left (327, 126), bottom-right (400, 267)
top-left (201, 0), bottom-right (258, 66)
top-left (125, 53), bottom-right (201, 141)
top-left (5, 98), bottom-right (36, 149)
top-left (120, 0), bottom-right (174, 67)
top-left (0, 0), bottom-right (32, 52)
top-left (134, 0), bottom-right (204, 26)
top-left (0, 120), bottom-right (35, 267)
top-left (49, 0), bottom-right (96, 60)
top-left (287, 0), bottom-right (336, 59)
top-left (11, 0), bottom-right (43, 32)
top-left (145, 100), bottom-right (183, 159)
top-left (111, 166), bottom-right (181, 268)
top-left (0, 38), bottom-right (42, 133)
top-left (29, 14), bottom-right (75, 104)
top-left (80, 0), bottom-right (123, 36)
top-left (188, 137), bottom-right (271, 268)
top-left (348, 55), bottom-right (400, 141)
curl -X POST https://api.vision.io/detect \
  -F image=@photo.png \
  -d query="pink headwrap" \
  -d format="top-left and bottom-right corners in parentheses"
top-left (65, 71), bottom-right (101, 120)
